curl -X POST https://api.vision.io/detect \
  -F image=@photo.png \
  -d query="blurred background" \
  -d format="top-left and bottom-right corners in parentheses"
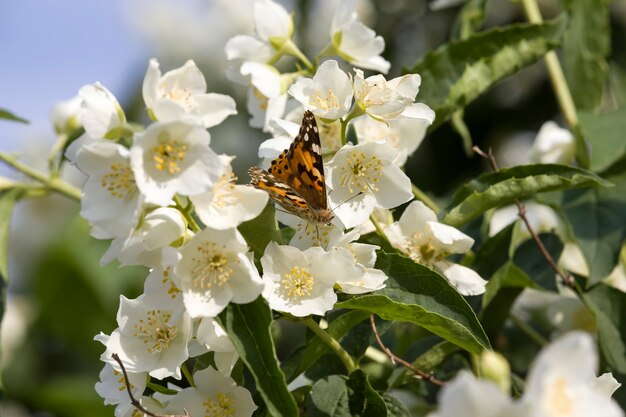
top-left (1, 0), bottom-right (626, 416)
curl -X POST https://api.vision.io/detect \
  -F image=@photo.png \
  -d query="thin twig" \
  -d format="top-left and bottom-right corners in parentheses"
top-left (111, 354), bottom-right (188, 417)
top-left (369, 315), bottom-right (445, 386)
top-left (473, 146), bottom-right (575, 288)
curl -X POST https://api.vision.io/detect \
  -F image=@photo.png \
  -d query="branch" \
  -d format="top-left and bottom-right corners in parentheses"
top-left (369, 315), bottom-right (445, 386)
top-left (111, 354), bottom-right (188, 417)
top-left (473, 146), bottom-right (575, 288)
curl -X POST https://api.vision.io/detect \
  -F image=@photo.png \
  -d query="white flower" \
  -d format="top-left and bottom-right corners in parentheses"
top-left (353, 69), bottom-right (421, 120)
top-left (130, 121), bottom-right (222, 206)
top-left (428, 371), bottom-right (524, 417)
top-left (190, 155), bottom-right (268, 230)
top-left (101, 207), bottom-right (187, 268)
top-left (254, 0), bottom-right (293, 44)
top-left (261, 242), bottom-right (364, 317)
top-left (330, 230), bottom-right (388, 294)
top-left (330, 0), bottom-right (390, 73)
top-left (521, 331), bottom-right (623, 417)
top-left (386, 201), bottom-right (487, 296)
top-left (143, 59), bottom-right (236, 128)
top-left (114, 396), bottom-right (166, 417)
top-left (288, 60), bottom-right (354, 120)
top-left (225, 35), bottom-right (273, 71)
top-left (176, 227), bottom-right (263, 318)
top-left (51, 96), bottom-right (82, 134)
top-left (99, 292), bottom-right (192, 380)
top-left (276, 210), bottom-right (344, 250)
top-left (66, 137), bottom-right (143, 238)
top-left (528, 121), bottom-right (575, 165)
top-left (78, 82), bottom-right (126, 139)
top-left (326, 142), bottom-right (413, 228)
top-left (166, 367), bottom-right (257, 417)
top-left (143, 247), bottom-right (182, 302)
top-left (196, 317), bottom-right (238, 375)
top-left (239, 62), bottom-right (289, 131)
top-left (353, 103), bottom-right (435, 166)
top-left (258, 118), bottom-right (301, 167)
top-left (95, 362), bottom-right (147, 408)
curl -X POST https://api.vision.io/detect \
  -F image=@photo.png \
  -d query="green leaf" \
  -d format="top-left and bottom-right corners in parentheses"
top-left (443, 164), bottom-right (611, 227)
top-left (282, 310), bottom-right (371, 383)
top-left (238, 204), bottom-right (282, 260)
top-left (472, 223), bottom-right (515, 279)
top-left (562, 0), bottom-right (611, 111)
top-left (411, 340), bottom-right (460, 373)
top-left (560, 170), bottom-right (626, 286)
top-left (219, 298), bottom-right (298, 417)
top-left (512, 233), bottom-right (563, 292)
top-left (579, 109), bottom-right (626, 173)
top-left (480, 261), bottom-right (543, 337)
top-left (0, 108), bottom-right (29, 124)
top-left (381, 394), bottom-right (410, 417)
top-left (336, 253), bottom-right (490, 355)
top-left (483, 262), bottom-right (539, 308)
top-left (582, 283), bottom-right (626, 373)
top-left (305, 371), bottom-right (387, 417)
top-left (456, 0), bottom-right (489, 38)
top-left (405, 17), bottom-right (566, 129)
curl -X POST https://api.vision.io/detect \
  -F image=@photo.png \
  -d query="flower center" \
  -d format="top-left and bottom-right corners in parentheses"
top-left (159, 82), bottom-right (193, 111)
top-left (404, 232), bottom-right (443, 266)
top-left (294, 222), bottom-right (333, 247)
top-left (547, 377), bottom-right (573, 416)
top-left (203, 392), bottom-right (236, 417)
top-left (313, 88), bottom-right (340, 111)
top-left (339, 150), bottom-right (383, 194)
top-left (101, 162), bottom-right (136, 199)
top-left (252, 87), bottom-right (269, 111)
top-left (114, 369), bottom-right (134, 392)
top-left (153, 132), bottom-right (188, 174)
top-left (133, 309), bottom-right (177, 354)
top-left (281, 266), bottom-right (314, 300)
top-left (161, 268), bottom-right (181, 300)
top-left (191, 242), bottom-right (237, 289)
top-left (212, 172), bottom-right (238, 209)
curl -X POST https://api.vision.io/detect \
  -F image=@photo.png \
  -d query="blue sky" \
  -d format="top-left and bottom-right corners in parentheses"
top-left (0, 0), bottom-right (147, 153)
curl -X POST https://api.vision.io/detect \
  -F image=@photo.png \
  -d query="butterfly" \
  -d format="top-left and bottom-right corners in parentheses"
top-left (249, 110), bottom-right (334, 225)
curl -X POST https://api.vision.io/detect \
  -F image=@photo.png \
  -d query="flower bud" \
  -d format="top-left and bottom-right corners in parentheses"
top-left (479, 351), bottom-right (511, 394)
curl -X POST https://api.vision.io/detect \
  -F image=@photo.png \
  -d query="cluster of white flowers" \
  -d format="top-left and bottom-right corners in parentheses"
top-left (429, 331), bottom-right (623, 417)
top-left (50, 0), bottom-right (510, 415)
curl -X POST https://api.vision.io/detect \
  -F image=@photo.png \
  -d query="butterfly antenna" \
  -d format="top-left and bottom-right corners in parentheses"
top-left (329, 192), bottom-right (364, 214)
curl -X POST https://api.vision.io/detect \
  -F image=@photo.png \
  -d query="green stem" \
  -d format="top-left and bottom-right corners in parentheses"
top-left (520, 0), bottom-right (578, 130)
top-left (340, 106), bottom-right (365, 145)
top-left (509, 313), bottom-right (548, 346)
top-left (369, 215), bottom-right (387, 239)
top-left (0, 151), bottom-right (81, 201)
top-left (181, 362), bottom-right (195, 387)
top-left (173, 195), bottom-right (200, 232)
top-left (281, 39), bottom-right (315, 73)
top-left (411, 184), bottom-right (440, 213)
top-left (304, 317), bottom-right (356, 373)
top-left (48, 132), bottom-right (69, 177)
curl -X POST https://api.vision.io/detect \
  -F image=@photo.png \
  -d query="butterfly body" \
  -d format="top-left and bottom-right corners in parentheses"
top-left (249, 110), bottom-right (334, 225)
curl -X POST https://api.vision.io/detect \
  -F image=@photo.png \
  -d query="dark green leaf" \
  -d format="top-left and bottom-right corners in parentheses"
top-left (219, 298), bottom-right (298, 417)
top-left (480, 262), bottom-right (541, 337)
top-left (346, 370), bottom-right (387, 417)
top-left (405, 17), bottom-right (566, 129)
top-left (306, 375), bottom-right (349, 417)
top-left (579, 109), bottom-right (626, 173)
top-left (238, 204), bottom-right (282, 260)
top-left (560, 170), bottom-right (626, 286)
top-left (282, 310), bottom-right (371, 383)
top-left (0, 108), bottom-right (29, 124)
top-left (336, 253), bottom-right (490, 354)
top-left (472, 223), bottom-right (515, 279)
top-left (410, 341), bottom-right (459, 374)
top-left (483, 262), bottom-right (539, 308)
top-left (381, 394), bottom-right (410, 417)
top-left (512, 233), bottom-right (563, 291)
top-left (582, 283), bottom-right (626, 373)
top-left (443, 164), bottom-right (611, 227)
top-left (305, 371), bottom-right (387, 417)
top-left (562, 0), bottom-right (611, 111)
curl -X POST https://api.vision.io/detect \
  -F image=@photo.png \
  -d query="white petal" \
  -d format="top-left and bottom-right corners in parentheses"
top-left (436, 260), bottom-right (486, 296)
top-left (427, 221), bottom-right (474, 253)
top-left (254, 0), bottom-right (292, 40)
top-left (192, 93), bottom-right (237, 128)
top-left (142, 58), bottom-right (161, 110)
